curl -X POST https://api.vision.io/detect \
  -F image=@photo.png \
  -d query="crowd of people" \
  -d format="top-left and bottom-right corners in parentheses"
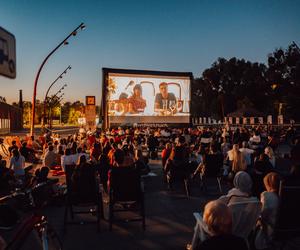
top-left (0, 124), bottom-right (299, 249)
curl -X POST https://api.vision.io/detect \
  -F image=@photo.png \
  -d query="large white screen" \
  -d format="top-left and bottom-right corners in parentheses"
top-left (107, 73), bottom-right (191, 124)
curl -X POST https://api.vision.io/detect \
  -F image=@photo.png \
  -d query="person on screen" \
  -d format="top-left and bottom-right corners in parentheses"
top-left (154, 82), bottom-right (177, 113)
top-left (128, 84), bottom-right (146, 113)
top-left (154, 82), bottom-right (177, 112)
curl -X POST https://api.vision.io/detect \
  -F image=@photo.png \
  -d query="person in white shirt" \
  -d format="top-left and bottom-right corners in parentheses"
top-left (61, 148), bottom-right (75, 171)
top-left (43, 145), bottom-right (58, 168)
top-left (9, 149), bottom-right (25, 177)
top-left (72, 147), bottom-right (90, 163)
top-left (239, 141), bottom-right (255, 167)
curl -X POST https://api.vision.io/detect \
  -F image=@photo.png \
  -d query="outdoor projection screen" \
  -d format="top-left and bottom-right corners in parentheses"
top-left (102, 68), bottom-right (193, 127)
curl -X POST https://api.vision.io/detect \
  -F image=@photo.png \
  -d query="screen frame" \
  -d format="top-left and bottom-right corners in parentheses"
top-left (101, 68), bottom-right (193, 129)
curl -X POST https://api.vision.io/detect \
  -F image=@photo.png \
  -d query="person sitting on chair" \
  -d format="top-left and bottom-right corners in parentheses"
top-left (218, 171), bottom-right (253, 204)
top-left (255, 172), bottom-right (280, 249)
top-left (188, 200), bottom-right (248, 250)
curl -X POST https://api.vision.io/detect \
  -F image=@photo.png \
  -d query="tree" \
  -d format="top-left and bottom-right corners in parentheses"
top-left (200, 57), bottom-right (269, 117)
top-left (266, 43), bottom-right (300, 120)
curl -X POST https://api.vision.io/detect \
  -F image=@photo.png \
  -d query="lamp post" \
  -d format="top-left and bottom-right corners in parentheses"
top-left (48, 93), bottom-right (64, 128)
top-left (43, 65), bottom-right (71, 125)
top-left (30, 22), bottom-right (86, 136)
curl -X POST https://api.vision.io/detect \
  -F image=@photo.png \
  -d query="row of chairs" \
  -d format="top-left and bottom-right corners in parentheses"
top-left (63, 165), bottom-right (145, 232)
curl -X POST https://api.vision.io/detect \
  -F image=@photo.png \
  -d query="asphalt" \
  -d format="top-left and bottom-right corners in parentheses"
top-left (44, 159), bottom-right (225, 250)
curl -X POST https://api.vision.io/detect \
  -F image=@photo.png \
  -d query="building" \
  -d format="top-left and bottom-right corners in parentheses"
top-left (0, 101), bottom-right (22, 135)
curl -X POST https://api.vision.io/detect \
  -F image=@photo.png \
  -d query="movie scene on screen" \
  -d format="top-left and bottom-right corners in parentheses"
top-left (105, 69), bottom-right (192, 125)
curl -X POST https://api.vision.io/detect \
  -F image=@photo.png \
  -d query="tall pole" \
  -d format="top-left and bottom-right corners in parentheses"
top-left (43, 66), bottom-right (71, 125)
top-left (30, 22), bottom-right (85, 136)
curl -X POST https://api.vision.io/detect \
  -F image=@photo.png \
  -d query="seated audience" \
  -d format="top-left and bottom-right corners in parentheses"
top-left (255, 172), bottom-right (280, 249)
top-left (43, 145), bottom-right (58, 168)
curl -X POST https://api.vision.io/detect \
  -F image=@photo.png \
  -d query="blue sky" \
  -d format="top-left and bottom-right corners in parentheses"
top-left (1, 0), bottom-right (300, 104)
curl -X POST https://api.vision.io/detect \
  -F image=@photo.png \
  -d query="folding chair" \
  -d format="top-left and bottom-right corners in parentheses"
top-left (198, 153), bottom-right (224, 194)
top-left (108, 167), bottom-right (145, 231)
top-left (228, 196), bottom-right (261, 245)
top-left (64, 164), bottom-right (102, 232)
top-left (272, 181), bottom-right (300, 249)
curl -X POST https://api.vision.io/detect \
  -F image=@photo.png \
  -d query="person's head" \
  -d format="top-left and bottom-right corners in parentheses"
top-left (133, 84), bottom-right (142, 97)
top-left (12, 148), bottom-right (20, 158)
top-left (77, 154), bottom-right (86, 165)
top-left (165, 143), bottom-right (172, 150)
top-left (290, 164), bottom-right (300, 177)
top-left (232, 144), bottom-right (239, 151)
top-left (58, 145), bottom-right (64, 155)
top-left (233, 171), bottom-right (253, 194)
top-left (264, 146), bottom-right (274, 158)
top-left (264, 172), bottom-right (280, 193)
top-left (22, 141), bottom-right (27, 147)
top-left (77, 147), bottom-right (83, 154)
top-left (12, 140), bottom-right (16, 146)
top-left (64, 148), bottom-right (71, 156)
top-left (242, 141), bottom-right (248, 148)
top-left (48, 145), bottom-right (54, 152)
top-left (135, 149), bottom-right (143, 160)
top-left (159, 82), bottom-right (168, 98)
top-left (113, 149), bottom-right (125, 166)
top-left (259, 153), bottom-right (269, 162)
top-left (203, 200), bottom-right (232, 236)
top-left (210, 143), bottom-right (218, 154)
top-left (39, 166), bottom-right (49, 179)
top-left (178, 135), bottom-right (185, 145)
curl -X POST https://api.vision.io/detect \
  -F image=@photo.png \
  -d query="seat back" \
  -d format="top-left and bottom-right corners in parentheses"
top-left (228, 196), bottom-right (261, 239)
top-left (109, 167), bottom-right (142, 202)
top-left (65, 164), bottom-right (98, 204)
top-left (65, 164), bottom-right (76, 191)
top-left (274, 181), bottom-right (300, 240)
top-left (204, 153), bottom-right (223, 177)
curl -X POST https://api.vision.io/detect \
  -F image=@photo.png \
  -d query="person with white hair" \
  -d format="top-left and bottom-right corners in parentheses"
top-left (188, 200), bottom-right (248, 250)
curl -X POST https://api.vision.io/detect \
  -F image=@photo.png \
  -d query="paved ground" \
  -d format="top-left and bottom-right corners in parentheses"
top-left (44, 159), bottom-right (225, 250)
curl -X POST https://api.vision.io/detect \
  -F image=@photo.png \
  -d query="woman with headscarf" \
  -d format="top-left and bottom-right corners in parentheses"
top-left (219, 171), bottom-right (253, 204)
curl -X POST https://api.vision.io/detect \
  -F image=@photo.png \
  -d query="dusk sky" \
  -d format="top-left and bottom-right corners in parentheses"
top-left (1, 0), bottom-right (300, 105)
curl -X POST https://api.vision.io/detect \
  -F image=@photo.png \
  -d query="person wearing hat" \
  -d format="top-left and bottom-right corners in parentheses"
top-left (154, 82), bottom-right (177, 113)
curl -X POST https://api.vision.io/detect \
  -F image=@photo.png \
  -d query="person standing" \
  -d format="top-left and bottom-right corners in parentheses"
top-left (9, 149), bottom-right (25, 178)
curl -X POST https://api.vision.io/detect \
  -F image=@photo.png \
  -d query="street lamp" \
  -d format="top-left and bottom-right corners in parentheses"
top-left (48, 92), bottom-right (65, 128)
top-left (43, 65), bottom-right (71, 125)
top-left (30, 22), bottom-right (86, 136)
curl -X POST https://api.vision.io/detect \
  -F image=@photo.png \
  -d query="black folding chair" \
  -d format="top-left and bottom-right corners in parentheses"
top-left (166, 160), bottom-right (190, 197)
top-left (64, 164), bottom-right (102, 232)
top-left (108, 167), bottom-right (145, 231)
top-left (272, 180), bottom-right (300, 249)
top-left (198, 153), bottom-right (223, 194)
